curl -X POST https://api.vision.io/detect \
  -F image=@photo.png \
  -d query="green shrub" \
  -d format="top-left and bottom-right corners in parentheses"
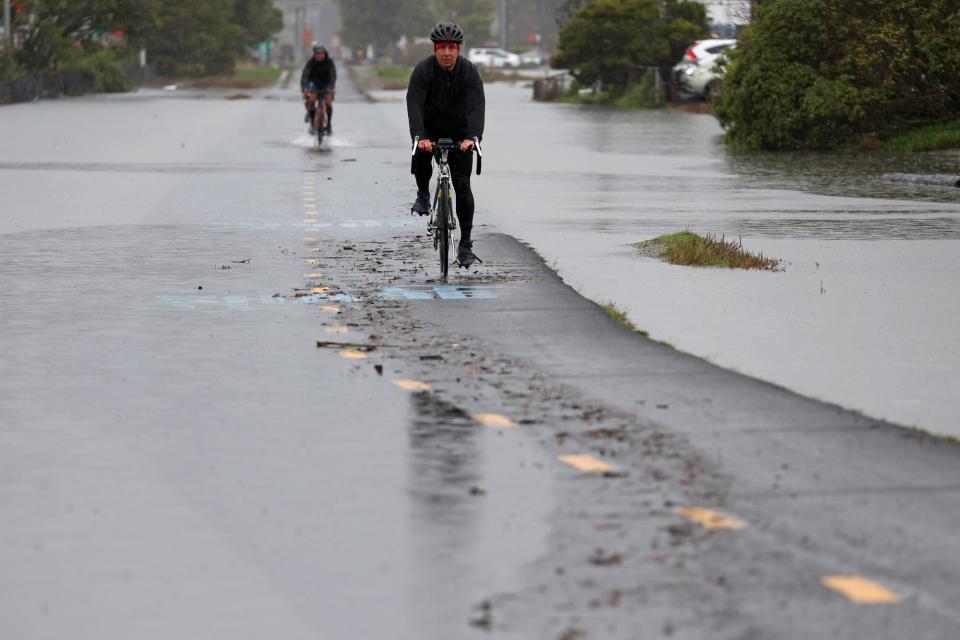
top-left (612, 81), bottom-right (659, 108)
top-left (62, 49), bottom-right (130, 94)
top-left (884, 120), bottom-right (960, 152)
top-left (716, 0), bottom-right (960, 150)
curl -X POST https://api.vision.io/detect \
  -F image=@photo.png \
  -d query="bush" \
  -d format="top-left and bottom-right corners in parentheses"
top-left (716, 0), bottom-right (960, 150)
top-left (61, 49), bottom-right (130, 94)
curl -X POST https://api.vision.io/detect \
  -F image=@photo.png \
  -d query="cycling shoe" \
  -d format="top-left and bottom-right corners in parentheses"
top-left (456, 242), bottom-right (482, 268)
top-left (411, 191), bottom-right (430, 216)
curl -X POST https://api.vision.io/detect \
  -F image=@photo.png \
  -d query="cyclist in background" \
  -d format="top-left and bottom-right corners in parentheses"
top-left (407, 23), bottom-right (485, 268)
top-left (301, 44), bottom-right (337, 135)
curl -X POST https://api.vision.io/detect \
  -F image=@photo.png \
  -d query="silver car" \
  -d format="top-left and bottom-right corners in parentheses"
top-left (671, 39), bottom-right (736, 101)
top-left (467, 47), bottom-right (521, 69)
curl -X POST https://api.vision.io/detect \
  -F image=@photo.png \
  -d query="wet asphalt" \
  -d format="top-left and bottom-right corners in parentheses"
top-left (1, 73), bottom-right (959, 639)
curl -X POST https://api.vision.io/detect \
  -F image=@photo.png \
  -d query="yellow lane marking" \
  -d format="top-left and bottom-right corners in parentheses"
top-left (319, 304), bottom-right (340, 312)
top-left (674, 507), bottom-right (746, 530)
top-left (391, 379), bottom-right (432, 392)
top-left (472, 413), bottom-right (516, 428)
top-left (310, 286), bottom-right (330, 294)
top-left (304, 259), bottom-right (322, 265)
top-left (822, 576), bottom-right (901, 604)
top-left (558, 454), bottom-right (614, 473)
top-left (304, 219), bottom-right (318, 224)
top-left (325, 326), bottom-right (349, 334)
top-left (303, 273), bottom-right (324, 279)
top-left (305, 228), bottom-right (319, 234)
top-left (339, 350), bottom-right (367, 360)
top-left (304, 238), bottom-right (320, 243)
top-left (305, 248), bottom-right (321, 253)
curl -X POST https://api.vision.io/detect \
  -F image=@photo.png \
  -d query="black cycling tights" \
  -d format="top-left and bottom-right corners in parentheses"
top-left (414, 148), bottom-right (474, 245)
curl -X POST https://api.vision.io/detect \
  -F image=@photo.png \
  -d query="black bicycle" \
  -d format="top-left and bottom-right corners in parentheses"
top-left (410, 136), bottom-right (482, 280)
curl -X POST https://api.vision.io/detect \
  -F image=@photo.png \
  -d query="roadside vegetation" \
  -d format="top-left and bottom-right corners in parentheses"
top-left (883, 120), bottom-right (960, 153)
top-left (550, 0), bottom-right (708, 108)
top-left (1, 1), bottom-right (281, 101)
top-left (181, 65), bottom-right (283, 89)
top-left (602, 303), bottom-right (649, 337)
top-left (716, 0), bottom-right (960, 151)
top-left (637, 231), bottom-right (781, 270)
top-left (373, 65), bottom-right (411, 90)
top-left (559, 79), bottom-right (662, 108)
top-left (337, 0), bottom-right (494, 55)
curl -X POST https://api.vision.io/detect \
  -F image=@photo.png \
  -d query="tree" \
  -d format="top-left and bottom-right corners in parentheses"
top-left (440, 0), bottom-right (496, 43)
top-left (11, 0), bottom-right (158, 72)
top-left (338, 0), bottom-right (434, 52)
top-left (716, 0), bottom-right (960, 150)
top-left (147, 0), bottom-right (260, 76)
top-left (551, 0), bottom-right (708, 87)
top-left (234, 0), bottom-right (283, 47)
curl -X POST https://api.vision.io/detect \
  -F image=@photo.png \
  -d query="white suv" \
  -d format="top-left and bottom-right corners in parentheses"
top-left (467, 47), bottom-right (521, 69)
top-left (671, 39), bottom-right (736, 100)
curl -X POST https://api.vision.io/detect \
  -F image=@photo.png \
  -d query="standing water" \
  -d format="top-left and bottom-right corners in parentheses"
top-left (476, 83), bottom-right (960, 437)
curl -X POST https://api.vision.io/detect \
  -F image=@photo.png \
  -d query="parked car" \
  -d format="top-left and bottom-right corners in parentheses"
top-left (518, 48), bottom-right (548, 67)
top-left (467, 47), bottom-right (521, 69)
top-left (671, 39), bottom-right (736, 101)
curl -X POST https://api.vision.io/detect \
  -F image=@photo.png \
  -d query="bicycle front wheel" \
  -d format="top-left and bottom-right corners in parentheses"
top-left (438, 181), bottom-right (451, 280)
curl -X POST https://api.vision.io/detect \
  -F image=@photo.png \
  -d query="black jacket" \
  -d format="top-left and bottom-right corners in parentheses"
top-left (407, 56), bottom-right (485, 141)
top-left (300, 57), bottom-right (337, 90)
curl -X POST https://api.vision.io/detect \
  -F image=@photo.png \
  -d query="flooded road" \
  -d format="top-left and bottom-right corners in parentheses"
top-left (0, 81), bottom-right (554, 639)
top-left (4, 74), bottom-right (960, 639)
top-left (467, 84), bottom-right (960, 437)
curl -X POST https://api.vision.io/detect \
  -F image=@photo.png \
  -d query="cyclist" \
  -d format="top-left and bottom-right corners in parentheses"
top-left (407, 22), bottom-right (486, 268)
top-left (301, 44), bottom-right (337, 135)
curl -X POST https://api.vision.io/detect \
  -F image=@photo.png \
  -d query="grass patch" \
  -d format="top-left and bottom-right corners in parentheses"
top-left (478, 67), bottom-right (527, 83)
top-left (884, 120), bottom-right (960, 152)
top-left (602, 303), bottom-right (649, 337)
top-left (373, 65), bottom-right (411, 90)
top-left (638, 231), bottom-right (781, 270)
top-left (179, 65), bottom-right (282, 89)
top-left (558, 80), bottom-right (662, 108)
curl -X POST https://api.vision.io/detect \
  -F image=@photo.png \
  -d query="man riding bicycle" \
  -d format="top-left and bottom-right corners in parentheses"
top-left (407, 23), bottom-right (485, 268)
top-left (301, 44), bottom-right (337, 135)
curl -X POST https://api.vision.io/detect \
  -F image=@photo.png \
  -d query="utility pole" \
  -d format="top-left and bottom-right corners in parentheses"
top-left (3, 0), bottom-right (11, 48)
top-left (498, 0), bottom-right (507, 49)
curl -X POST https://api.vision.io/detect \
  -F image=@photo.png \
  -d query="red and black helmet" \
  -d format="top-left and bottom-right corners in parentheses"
top-left (430, 23), bottom-right (464, 44)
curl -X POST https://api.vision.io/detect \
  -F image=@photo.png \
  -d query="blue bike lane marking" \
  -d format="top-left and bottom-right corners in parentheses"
top-left (380, 285), bottom-right (496, 301)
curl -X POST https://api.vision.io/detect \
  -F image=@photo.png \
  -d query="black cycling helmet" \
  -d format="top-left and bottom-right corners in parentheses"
top-left (430, 23), bottom-right (464, 44)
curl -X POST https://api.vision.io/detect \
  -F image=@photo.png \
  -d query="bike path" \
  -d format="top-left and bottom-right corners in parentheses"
top-left (375, 230), bottom-right (960, 638)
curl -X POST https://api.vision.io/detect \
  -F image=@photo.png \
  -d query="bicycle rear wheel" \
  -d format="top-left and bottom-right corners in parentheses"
top-left (438, 181), bottom-right (451, 280)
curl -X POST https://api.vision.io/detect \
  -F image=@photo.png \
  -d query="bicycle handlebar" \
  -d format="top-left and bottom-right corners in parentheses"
top-left (409, 136), bottom-right (482, 176)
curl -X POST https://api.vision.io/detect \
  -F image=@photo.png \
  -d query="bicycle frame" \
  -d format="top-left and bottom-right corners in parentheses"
top-left (430, 139), bottom-right (457, 241)
top-left (409, 136), bottom-right (482, 278)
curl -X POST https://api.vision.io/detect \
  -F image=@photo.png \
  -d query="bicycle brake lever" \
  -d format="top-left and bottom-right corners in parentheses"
top-left (473, 137), bottom-right (482, 176)
top-left (410, 136), bottom-right (419, 175)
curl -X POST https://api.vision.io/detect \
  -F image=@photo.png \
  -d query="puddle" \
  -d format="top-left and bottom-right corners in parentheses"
top-left (380, 285), bottom-right (496, 301)
top-left (154, 292), bottom-right (355, 310)
top-left (290, 134), bottom-right (357, 149)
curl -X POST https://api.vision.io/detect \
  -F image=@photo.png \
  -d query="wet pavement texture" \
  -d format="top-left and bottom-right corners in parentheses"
top-left (2, 73), bottom-right (960, 640)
